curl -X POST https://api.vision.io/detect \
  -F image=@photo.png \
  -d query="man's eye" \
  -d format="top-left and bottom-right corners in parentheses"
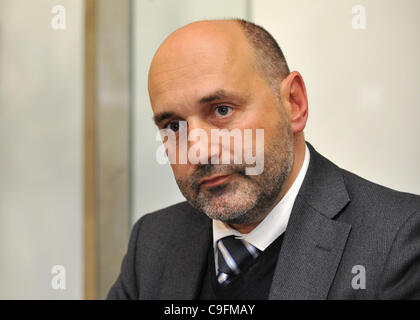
top-left (214, 105), bottom-right (233, 117)
top-left (164, 121), bottom-right (180, 132)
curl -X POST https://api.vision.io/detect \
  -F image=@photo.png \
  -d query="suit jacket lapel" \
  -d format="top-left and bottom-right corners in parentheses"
top-left (159, 207), bottom-right (211, 299)
top-left (269, 143), bottom-right (352, 299)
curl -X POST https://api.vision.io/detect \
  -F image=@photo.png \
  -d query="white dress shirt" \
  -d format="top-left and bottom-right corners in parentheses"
top-left (212, 143), bottom-right (310, 272)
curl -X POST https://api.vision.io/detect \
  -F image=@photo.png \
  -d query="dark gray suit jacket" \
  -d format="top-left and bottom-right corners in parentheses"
top-left (108, 143), bottom-right (420, 299)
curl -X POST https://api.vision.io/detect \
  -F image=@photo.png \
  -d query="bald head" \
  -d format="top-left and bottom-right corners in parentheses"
top-left (148, 19), bottom-right (290, 99)
top-left (149, 20), bottom-right (254, 97)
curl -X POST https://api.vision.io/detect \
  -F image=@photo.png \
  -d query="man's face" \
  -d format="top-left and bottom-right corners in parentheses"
top-left (148, 22), bottom-right (294, 226)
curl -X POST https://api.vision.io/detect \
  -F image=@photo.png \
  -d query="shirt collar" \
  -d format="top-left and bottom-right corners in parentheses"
top-left (212, 143), bottom-right (311, 251)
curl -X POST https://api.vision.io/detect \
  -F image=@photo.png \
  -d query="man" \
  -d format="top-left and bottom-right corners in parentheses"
top-left (108, 19), bottom-right (420, 299)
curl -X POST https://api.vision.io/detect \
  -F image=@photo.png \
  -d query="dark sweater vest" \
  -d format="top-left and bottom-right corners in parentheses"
top-left (199, 233), bottom-right (284, 300)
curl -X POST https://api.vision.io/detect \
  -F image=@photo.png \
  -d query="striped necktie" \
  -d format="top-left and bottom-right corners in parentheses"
top-left (216, 235), bottom-right (261, 286)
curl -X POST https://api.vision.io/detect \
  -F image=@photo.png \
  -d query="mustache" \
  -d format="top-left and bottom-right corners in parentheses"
top-left (187, 163), bottom-right (247, 185)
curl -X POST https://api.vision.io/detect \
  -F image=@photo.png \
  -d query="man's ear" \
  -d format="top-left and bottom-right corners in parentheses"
top-left (279, 71), bottom-right (309, 134)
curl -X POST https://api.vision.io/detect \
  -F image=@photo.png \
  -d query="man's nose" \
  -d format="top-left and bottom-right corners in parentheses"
top-left (186, 118), bottom-right (220, 165)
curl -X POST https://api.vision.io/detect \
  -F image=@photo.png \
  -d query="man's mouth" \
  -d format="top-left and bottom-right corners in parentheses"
top-left (199, 174), bottom-right (232, 188)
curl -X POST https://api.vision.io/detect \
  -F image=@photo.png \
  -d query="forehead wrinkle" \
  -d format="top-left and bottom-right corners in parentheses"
top-left (150, 69), bottom-right (228, 104)
top-left (150, 48), bottom-right (253, 93)
top-left (151, 60), bottom-right (224, 84)
top-left (150, 55), bottom-right (244, 104)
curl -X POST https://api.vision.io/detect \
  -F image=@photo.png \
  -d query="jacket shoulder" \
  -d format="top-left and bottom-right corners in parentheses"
top-left (341, 168), bottom-right (420, 220)
top-left (133, 201), bottom-right (210, 240)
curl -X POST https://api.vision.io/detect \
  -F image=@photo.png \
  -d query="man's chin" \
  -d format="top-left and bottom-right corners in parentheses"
top-left (185, 177), bottom-right (260, 222)
top-left (196, 193), bottom-right (258, 223)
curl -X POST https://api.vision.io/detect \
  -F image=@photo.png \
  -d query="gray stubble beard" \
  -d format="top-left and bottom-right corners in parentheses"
top-left (176, 121), bottom-right (294, 226)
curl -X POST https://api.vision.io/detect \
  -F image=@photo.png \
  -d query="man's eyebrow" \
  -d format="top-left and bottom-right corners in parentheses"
top-left (198, 89), bottom-right (243, 105)
top-left (153, 90), bottom-right (244, 125)
top-left (153, 111), bottom-right (176, 126)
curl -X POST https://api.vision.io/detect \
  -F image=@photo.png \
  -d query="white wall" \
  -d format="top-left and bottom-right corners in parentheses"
top-left (132, 0), bottom-right (249, 224)
top-left (252, 0), bottom-right (420, 195)
top-left (0, 0), bottom-right (83, 299)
